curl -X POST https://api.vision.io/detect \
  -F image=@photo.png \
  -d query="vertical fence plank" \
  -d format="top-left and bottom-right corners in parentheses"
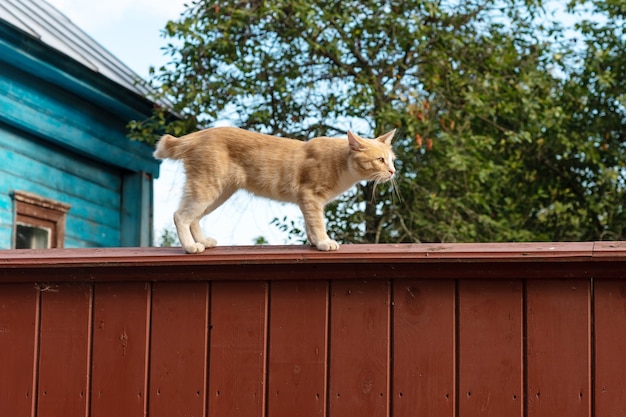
top-left (329, 280), bottom-right (390, 417)
top-left (459, 280), bottom-right (524, 417)
top-left (267, 281), bottom-right (328, 417)
top-left (91, 283), bottom-right (150, 417)
top-left (149, 282), bottom-right (209, 417)
top-left (527, 279), bottom-right (591, 417)
top-left (0, 284), bottom-right (39, 417)
top-left (595, 279), bottom-right (626, 417)
top-left (38, 284), bottom-right (93, 417)
top-left (208, 281), bottom-right (268, 417)
top-left (393, 280), bottom-right (455, 417)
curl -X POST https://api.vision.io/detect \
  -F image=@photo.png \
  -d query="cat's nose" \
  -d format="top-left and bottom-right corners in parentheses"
top-left (389, 167), bottom-right (396, 176)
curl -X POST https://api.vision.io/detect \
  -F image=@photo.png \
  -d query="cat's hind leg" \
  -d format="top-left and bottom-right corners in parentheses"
top-left (190, 221), bottom-right (217, 249)
top-left (188, 188), bottom-right (236, 249)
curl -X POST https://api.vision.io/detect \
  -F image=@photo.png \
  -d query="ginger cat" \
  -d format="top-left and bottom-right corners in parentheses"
top-left (154, 127), bottom-right (396, 253)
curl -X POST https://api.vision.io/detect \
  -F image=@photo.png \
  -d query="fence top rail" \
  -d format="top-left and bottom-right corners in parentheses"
top-left (1, 242), bottom-right (625, 282)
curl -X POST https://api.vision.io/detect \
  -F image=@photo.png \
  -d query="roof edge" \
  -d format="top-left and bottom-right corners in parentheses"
top-left (0, 22), bottom-right (156, 120)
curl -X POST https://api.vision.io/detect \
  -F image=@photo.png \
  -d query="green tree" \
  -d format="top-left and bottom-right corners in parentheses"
top-left (557, 0), bottom-right (626, 240)
top-left (136, 0), bottom-right (626, 243)
top-left (253, 236), bottom-right (269, 245)
top-left (157, 226), bottom-right (180, 247)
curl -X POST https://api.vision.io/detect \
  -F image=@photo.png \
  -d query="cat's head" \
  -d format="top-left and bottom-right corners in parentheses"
top-left (347, 130), bottom-right (397, 183)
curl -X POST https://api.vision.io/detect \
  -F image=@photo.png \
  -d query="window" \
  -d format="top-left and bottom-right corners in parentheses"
top-left (16, 224), bottom-right (50, 249)
top-left (12, 191), bottom-right (71, 249)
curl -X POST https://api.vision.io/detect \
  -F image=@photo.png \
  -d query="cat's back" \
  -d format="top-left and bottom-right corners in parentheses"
top-left (193, 126), bottom-right (303, 154)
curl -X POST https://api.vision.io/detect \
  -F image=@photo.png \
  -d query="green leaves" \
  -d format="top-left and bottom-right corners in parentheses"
top-left (134, 0), bottom-right (626, 243)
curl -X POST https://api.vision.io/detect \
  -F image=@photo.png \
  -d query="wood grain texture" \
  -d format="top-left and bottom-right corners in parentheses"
top-left (1, 241), bottom-right (597, 265)
top-left (0, 284), bottom-right (39, 417)
top-left (2, 245), bottom-right (626, 416)
top-left (2, 242), bottom-right (617, 282)
top-left (91, 283), bottom-right (150, 417)
top-left (0, 124), bottom-right (122, 190)
top-left (0, 124), bottom-right (123, 248)
top-left (0, 174), bottom-right (121, 248)
top-left (458, 280), bottom-right (524, 417)
top-left (37, 284), bottom-right (92, 417)
top-left (392, 280), bottom-right (456, 417)
top-left (329, 280), bottom-right (390, 417)
top-left (267, 281), bottom-right (328, 417)
top-left (527, 279), bottom-right (591, 417)
top-left (149, 282), bottom-right (209, 417)
top-left (594, 280), bottom-right (626, 417)
top-left (208, 281), bottom-right (268, 417)
top-left (120, 171), bottom-right (153, 247)
top-left (0, 66), bottom-right (158, 175)
top-left (1, 145), bottom-right (121, 206)
top-left (0, 59), bottom-right (159, 248)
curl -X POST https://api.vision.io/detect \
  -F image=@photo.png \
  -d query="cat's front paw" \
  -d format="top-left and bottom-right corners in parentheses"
top-left (316, 239), bottom-right (340, 251)
top-left (183, 242), bottom-right (206, 254)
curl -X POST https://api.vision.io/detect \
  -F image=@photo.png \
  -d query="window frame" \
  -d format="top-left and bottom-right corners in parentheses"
top-left (12, 191), bottom-right (71, 249)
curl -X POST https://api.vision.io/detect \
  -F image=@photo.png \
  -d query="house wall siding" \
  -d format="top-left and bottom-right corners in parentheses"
top-left (0, 41), bottom-right (159, 248)
top-left (0, 124), bottom-right (122, 248)
top-left (0, 60), bottom-right (156, 174)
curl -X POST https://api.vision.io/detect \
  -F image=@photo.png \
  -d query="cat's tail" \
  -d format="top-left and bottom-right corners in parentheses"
top-left (153, 134), bottom-right (185, 160)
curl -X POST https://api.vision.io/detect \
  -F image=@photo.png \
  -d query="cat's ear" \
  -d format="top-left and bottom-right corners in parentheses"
top-left (347, 131), bottom-right (367, 151)
top-left (376, 129), bottom-right (396, 146)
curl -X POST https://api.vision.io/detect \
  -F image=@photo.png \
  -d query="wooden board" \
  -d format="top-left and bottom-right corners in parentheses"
top-left (458, 280), bottom-right (523, 417)
top-left (392, 279), bottom-right (456, 417)
top-left (0, 284), bottom-right (39, 417)
top-left (0, 66), bottom-right (159, 175)
top-left (91, 283), bottom-right (151, 417)
top-left (208, 281), bottom-right (268, 417)
top-left (267, 281), bottom-right (328, 417)
top-left (37, 284), bottom-right (93, 417)
top-left (0, 242), bottom-right (605, 283)
top-left (526, 279), bottom-right (591, 417)
top-left (149, 282), bottom-right (209, 417)
top-left (0, 124), bottom-right (123, 248)
top-left (594, 279), bottom-right (626, 417)
top-left (329, 280), bottom-right (390, 417)
top-left (4, 244), bottom-right (626, 416)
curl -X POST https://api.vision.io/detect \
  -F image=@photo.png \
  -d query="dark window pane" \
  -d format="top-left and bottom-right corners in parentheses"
top-left (16, 224), bottom-right (50, 249)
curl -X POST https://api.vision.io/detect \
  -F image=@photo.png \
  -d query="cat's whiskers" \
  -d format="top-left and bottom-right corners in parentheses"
top-left (370, 178), bottom-right (381, 203)
top-left (368, 172), bottom-right (401, 203)
top-left (389, 177), bottom-right (402, 202)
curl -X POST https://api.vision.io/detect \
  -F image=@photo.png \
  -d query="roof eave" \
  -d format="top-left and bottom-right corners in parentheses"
top-left (0, 22), bottom-right (157, 121)
top-left (0, 22), bottom-right (161, 177)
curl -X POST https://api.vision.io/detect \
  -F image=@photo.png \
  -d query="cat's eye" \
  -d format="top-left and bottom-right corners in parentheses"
top-left (377, 157), bottom-right (386, 164)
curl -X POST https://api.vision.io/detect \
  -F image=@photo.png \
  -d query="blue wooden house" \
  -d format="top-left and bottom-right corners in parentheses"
top-left (0, 0), bottom-right (160, 248)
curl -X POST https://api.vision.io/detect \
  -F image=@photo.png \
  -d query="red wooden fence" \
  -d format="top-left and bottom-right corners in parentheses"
top-left (1, 242), bottom-right (626, 417)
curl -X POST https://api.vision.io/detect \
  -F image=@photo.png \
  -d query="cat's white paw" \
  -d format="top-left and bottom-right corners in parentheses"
top-left (199, 237), bottom-right (217, 248)
top-left (184, 242), bottom-right (206, 254)
top-left (316, 239), bottom-right (340, 251)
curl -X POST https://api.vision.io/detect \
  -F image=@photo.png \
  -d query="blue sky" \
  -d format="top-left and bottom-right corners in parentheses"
top-left (47, 0), bottom-right (298, 245)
